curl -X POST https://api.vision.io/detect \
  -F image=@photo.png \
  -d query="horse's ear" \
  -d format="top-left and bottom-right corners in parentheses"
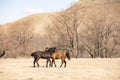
top-left (45, 47), bottom-right (49, 51)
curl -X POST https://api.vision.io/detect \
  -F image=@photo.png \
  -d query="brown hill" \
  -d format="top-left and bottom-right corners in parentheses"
top-left (0, 0), bottom-right (120, 58)
top-left (1, 12), bottom-right (58, 35)
top-left (1, 0), bottom-right (120, 35)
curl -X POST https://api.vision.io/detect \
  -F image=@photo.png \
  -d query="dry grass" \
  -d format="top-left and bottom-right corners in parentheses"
top-left (0, 58), bottom-right (120, 80)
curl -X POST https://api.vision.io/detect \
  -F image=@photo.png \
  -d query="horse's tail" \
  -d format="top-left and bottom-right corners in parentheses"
top-left (31, 53), bottom-right (34, 57)
top-left (31, 53), bottom-right (36, 57)
top-left (31, 51), bottom-right (39, 58)
top-left (66, 51), bottom-right (71, 60)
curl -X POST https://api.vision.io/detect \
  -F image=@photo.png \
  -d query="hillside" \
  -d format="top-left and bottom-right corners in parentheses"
top-left (0, 0), bottom-right (120, 34)
top-left (67, 0), bottom-right (120, 20)
top-left (1, 12), bottom-right (57, 35)
top-left (0, 0), bottom-right (120, 58)
top-left (1, 0), bottom-right (120, 35)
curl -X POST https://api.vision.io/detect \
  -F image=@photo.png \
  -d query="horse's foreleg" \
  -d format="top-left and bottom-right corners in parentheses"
top-left (60, 59), bottom-right (66, 68)
top-left (52, 59), bottom-right (56, 67)
top-left (60, 60), bottom-right (64, 68)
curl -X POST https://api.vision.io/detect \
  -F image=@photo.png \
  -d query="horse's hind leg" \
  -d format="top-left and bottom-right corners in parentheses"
top-left (64, 60), bottom-right (66, 67)
top-left (46, 58), bottom-right (52, 67)
top-left (49, 59), bottom-right (53, 67)
top-left (52, 59), bottom-right (57, 67)
top-left (36, 58), bottom-right (40, 67)
top-left (60, 60), bottom-right (66, 68)
top-left (60, 60), bottom-right (64, 68)
top-left (33, 58), bottom-right (37, 67)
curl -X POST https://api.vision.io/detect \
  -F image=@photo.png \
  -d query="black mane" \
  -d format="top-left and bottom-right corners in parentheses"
top-left (46, 47), bottom-right (56, 53)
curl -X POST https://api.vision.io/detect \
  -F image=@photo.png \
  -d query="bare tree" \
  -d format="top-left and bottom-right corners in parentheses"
top-left (46, 4), bottom-right (86, 57)
top-left (80, 12), bottom-right (118, 58)
top-left (7, 21), bottom-right (35, 57)
top-left (0, 26), bottom-right (9, 51)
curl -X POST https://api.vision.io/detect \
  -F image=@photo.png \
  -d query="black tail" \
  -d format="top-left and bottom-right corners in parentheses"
top-left (0, 51), bottom-right (5, 58)
top-left (31, 53), bottom-right (35, 57)
top-left (66, 51), bottom-right (71, 60)
top-left (31, 52), bottom-right (38, 58)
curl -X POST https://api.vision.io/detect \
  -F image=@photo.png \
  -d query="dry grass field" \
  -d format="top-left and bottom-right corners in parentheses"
top-left (0, 58), bottom-right (120, 80)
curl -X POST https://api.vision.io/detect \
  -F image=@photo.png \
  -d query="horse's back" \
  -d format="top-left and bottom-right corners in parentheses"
top-left (31, 51), bottom-right (41, 57)
top-left (31, 50), bottom-right (51, 59)
top-left (52, 52), bottom-right (66, 59)
top-left (41, 51), bottom-right (51, 58)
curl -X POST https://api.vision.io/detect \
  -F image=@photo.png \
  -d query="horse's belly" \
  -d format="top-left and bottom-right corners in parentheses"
top-left (41, 57), bottom-right (47, 59)
top-left (55, 58), bottom-right (60, 59)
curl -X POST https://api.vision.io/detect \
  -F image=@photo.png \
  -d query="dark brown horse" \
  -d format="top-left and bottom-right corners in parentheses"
top-left (31, 48), bottom-right (56, 67)
top-left (31, 51), bottom-right (51, 67)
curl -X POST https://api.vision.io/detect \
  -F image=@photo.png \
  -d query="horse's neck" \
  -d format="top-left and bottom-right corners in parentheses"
top-left (44, 50), bottom-right (48, 52)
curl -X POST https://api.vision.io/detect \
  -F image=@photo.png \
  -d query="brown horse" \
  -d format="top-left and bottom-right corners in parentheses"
top-left (51, 51), bottom-right (71, 68)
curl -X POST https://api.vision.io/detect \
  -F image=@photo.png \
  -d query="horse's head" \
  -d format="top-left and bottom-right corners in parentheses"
top-left (47, 47), bottom-right (56, 53)
top-left (45, 47), bottom-right (49, 51)
top-left (52, 47), bottom-right (56, 52)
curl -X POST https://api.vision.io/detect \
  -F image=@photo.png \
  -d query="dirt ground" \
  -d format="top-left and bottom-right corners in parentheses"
top-left (0, 58), bottom-right (120, 80)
